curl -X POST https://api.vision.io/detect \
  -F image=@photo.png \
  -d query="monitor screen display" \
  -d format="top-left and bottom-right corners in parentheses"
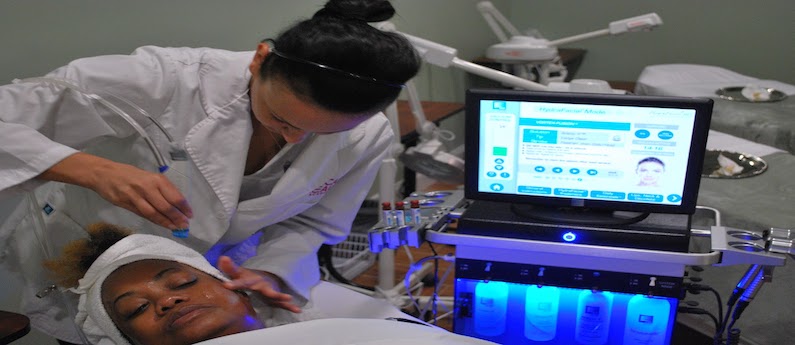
top-left (464, 89), bottom-right (713, 216)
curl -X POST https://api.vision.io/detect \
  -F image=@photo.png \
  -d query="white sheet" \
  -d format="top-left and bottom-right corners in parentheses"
top-left (193, 281), bottom-right (500, 344)
top-left (706, 130), bottom-right (784, 157)
top-left (635, 64), bottom-right (795, 97)
top-left (290, 281), bottom-right (427, 322)
top-left (195, 318), bottom-right (497, 345)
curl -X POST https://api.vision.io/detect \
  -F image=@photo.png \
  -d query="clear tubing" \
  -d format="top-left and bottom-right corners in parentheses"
top-left (98, 89), bottom-right (175, 142)
top-left (16, 77), bottom-right (193, 237)
top-left (13, 77), bottom-right (169, 171)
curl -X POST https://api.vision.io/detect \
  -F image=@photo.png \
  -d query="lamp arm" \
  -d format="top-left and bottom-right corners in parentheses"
top-left (376, 23), bottom-right (549, 91)
top-left (449, 56), bottom-right (549, 91)
top-left (548, 13), bottom-right (663, 46)
top-left (476, 1), bottom-right (521, 43)
top-left (403, 79), bottom-right (436, 141)
top-left (547, 29), bottom-right (611, 47)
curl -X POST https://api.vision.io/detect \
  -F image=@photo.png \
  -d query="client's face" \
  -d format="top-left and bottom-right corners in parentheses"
top-left (102, 259), bottom-right (264, 345)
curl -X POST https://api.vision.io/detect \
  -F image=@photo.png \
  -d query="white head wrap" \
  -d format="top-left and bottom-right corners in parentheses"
top-left (69, 234), bottom-right (228, 345)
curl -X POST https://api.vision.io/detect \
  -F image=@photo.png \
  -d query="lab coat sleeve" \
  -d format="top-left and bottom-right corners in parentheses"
top-left (242, 116), bottom-right (395, 301)
top-left (0, 46), bottom-right (175, 197)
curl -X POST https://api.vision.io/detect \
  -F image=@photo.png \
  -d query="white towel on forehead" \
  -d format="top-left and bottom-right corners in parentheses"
top-left (69, 233), bottom-right (229, 345)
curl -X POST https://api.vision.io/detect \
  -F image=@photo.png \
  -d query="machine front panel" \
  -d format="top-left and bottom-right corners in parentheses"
top-left (453, 258), bottom-right (680, 344)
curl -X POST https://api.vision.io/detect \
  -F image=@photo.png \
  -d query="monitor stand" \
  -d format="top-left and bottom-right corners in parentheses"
top-left (509, 203), bottom-right (650, 226)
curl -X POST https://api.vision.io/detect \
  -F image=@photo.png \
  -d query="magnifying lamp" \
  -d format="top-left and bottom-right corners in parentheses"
top-left (477, 1), bottom-right (663, 85)
top-left (397, 80), bottom-right (465, 184)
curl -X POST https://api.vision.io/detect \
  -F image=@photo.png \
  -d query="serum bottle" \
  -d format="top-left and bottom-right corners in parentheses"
top-left (575, 290), bottom-right (613, 345)
top-left (474, 281), bottom-right (509, 337)
top-left (381, 202), bottom-right (394, 226)
top-left (410, 199), bottom-right (422, 224)
top-left (622, 295), bottom-right (671, 345)
top-left (524, 285), bottom-right (560, 341)
top-left (394, 201), bottom-right (406, 226)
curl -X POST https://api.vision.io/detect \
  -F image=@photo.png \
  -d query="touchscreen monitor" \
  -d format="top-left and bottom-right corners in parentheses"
top-left (464, 89), bottom-right (713, 221)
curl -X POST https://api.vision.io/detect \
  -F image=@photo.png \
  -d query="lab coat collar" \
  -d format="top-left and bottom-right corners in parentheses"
top-left (183, 50), bottom-right (255, 220)
top-left (197, 50), bottom-right (255, 114)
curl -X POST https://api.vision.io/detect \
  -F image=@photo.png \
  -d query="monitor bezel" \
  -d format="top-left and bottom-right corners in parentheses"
top-left (464, 88), bottom-right (714, 215)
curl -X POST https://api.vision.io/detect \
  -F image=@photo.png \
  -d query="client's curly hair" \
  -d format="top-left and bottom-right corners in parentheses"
top-left (43, 222), bottom-right (132, 288)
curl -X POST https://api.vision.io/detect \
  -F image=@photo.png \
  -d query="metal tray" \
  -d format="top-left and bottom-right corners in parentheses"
top-left (702, 150), bottom-right (767, 179)
top-left (716, 86), bottom-right (788, 103)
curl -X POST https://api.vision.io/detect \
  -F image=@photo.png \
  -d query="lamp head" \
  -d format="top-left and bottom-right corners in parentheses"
top-left (399, 138), bottom-right (465, 184)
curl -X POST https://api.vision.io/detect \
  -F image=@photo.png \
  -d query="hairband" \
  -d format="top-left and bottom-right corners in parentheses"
top-left (263, 39), bottom-right (404, 89)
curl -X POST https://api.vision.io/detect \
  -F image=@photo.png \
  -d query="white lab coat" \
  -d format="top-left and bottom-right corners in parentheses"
top-left (0, 46), bottom-right (393, 342)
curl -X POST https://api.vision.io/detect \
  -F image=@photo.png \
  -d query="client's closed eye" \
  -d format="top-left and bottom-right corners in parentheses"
top-left (173, 278), bottom-right (198, 289)
top-left (126, 303), bottom-right (149, 320)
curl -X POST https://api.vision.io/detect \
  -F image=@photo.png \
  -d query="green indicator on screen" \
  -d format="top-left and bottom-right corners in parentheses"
top-left (493, 147), bottom-right (507, 156)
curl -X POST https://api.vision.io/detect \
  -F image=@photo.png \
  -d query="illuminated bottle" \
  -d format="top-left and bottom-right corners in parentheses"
top-left (524, 285), bottom-right (560, 341)
top-left (474, 281), bottom-right (509, 337)
top-left (623, 295), bottom-right (670, 345)
top-left (575, 290), bottom-right (613, 345)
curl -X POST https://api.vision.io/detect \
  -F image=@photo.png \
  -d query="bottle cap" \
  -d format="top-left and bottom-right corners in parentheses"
top-left (172, 228), bottom-right (189, 238)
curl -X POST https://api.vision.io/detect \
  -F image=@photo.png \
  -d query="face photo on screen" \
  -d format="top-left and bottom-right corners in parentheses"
top-left (636, 157), bottom-right (666, 187)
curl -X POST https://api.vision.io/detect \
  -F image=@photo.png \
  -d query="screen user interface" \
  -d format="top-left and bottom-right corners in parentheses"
top-left (477, 99), bottom-right (697, 207)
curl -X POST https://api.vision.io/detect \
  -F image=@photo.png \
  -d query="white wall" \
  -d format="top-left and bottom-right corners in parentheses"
top-left (0, 0), bottom-right (506, 103)
top-left (1, 0), bottom-right (792, 102)
top-left (0, 0), bottom-right (323, 82)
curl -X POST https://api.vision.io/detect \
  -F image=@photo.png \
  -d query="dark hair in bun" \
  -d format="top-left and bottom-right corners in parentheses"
top-left (314, 0), bottom-right (396, 23)
top-left (261, 0), bottom-right (421, 116)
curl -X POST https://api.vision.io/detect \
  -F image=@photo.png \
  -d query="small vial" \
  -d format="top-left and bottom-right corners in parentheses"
top-left (410, 200), bottom-right (422, 224)
top-left (381, 202), bottom-right (395, 226)
top-left (394, 201), bottom-right (406, 226)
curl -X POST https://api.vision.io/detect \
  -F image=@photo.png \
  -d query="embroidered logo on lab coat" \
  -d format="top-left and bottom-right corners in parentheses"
top-left (309, 178), bottom-right (337, 196)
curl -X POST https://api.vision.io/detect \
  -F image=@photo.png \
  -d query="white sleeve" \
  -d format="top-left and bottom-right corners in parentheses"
top-left (0, 46), bottom-right (175, 197)
top-left (242, 116), bottom-right (394, 301)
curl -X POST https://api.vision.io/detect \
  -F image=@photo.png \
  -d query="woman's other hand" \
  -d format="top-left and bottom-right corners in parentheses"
top-left (217, 255), bottom-right (302, 313)
top-left (38, 152), bottom-right (193, 230)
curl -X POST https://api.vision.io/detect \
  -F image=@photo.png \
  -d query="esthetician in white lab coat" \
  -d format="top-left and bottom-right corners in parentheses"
top-left (0, 0), bottom-right (420, 343)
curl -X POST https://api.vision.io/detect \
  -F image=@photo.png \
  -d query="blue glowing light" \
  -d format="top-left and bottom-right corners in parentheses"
top-left (454, 279), bottom-right (677, 345)
top-left (562, 232), bottom-right (577, 242)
